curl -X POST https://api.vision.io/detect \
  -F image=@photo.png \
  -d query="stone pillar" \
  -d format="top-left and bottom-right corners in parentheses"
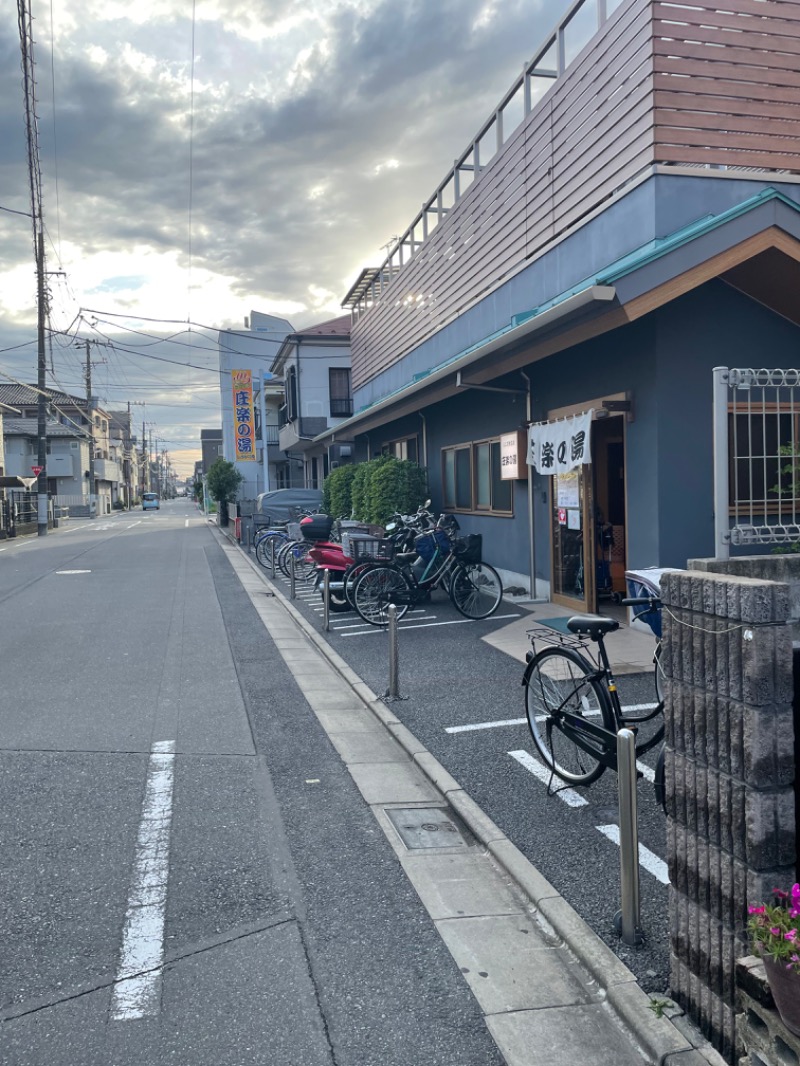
top-left (661, 569), bottom-right (796, 1062)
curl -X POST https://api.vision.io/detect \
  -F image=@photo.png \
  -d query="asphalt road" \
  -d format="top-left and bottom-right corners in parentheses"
top-left (0, 503), bottom-right (505, 1066)
top-left (265, 555), bottom-right (672, 997)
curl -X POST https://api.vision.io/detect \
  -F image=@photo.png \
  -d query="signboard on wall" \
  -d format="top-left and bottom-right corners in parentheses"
top-left (528, 410), bottom-right (593, 475)
top-left (500, 430), bottom-right (528, 480)
top-left (231, 369), bottom-right (256, 462)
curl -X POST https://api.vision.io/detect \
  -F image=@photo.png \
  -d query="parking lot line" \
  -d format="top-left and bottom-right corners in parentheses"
top-left (596, 824), bottom-right (670, 884)
top-left (507, 750), bottom-right (588, 808)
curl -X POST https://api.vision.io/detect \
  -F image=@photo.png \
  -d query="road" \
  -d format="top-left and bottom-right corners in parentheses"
top-left (266, 555), bottom-right (672, 995)
top-left (0, 502), bottom-right (506, 1066)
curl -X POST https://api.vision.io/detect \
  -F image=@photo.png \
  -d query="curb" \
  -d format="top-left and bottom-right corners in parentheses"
top-left (220, 529), bottom-right (725, 1066)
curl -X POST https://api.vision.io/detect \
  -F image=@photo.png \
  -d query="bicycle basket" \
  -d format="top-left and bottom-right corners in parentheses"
top-left (454, 533), bottom-right (482, 565)
top-left (351, 537), bottom-right (396, 562)
top-left (416, 529), bottom-right (452, 561)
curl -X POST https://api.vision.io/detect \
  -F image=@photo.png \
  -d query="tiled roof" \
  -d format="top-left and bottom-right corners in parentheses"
top-left (4, 418), bottom-right (82, 438)
top-left (294, 314), bottom-right (351, 337)
top-left (0, 384), bottom-right (86, 407)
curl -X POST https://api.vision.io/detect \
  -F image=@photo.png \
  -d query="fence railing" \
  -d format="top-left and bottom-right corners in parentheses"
top-left (712, 366), bottom-right (800, 557)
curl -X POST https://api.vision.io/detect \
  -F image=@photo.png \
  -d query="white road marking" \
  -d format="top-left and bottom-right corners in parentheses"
top-left (111, 740), bottom-right (176, 1020)
top-left (184, 519), bottom-right (189, 528)
top-left (55, 569), bottom-right (91, 575)
top-left (596, 824), bottom-right (670, 884)
top-left (339, 612), bottom-right (521, 636)
top-left (636, 761), bottom-right (655, 783)
top-left (447, 703), bottom-right (658, 733)
top-left (508, 750), bottom-right (588, 807)
top-left (447, 717), bottom-right (526, 734)
top-left (127, 521), bottom-right (142, 529)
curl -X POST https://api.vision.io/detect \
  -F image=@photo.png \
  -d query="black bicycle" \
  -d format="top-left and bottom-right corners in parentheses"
top-left (522, 596), bottom-right (664, 787)
top-left (351, 519), bottom-right (503, 626)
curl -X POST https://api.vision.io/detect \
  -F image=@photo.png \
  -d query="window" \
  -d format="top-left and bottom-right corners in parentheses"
top-left (286, 366), bottom-right (298, 422)
top-left (329, 368), bottom-right (352, 418)
top-left (442, 438), bottom-right (513, 515)
top-left (382, 435), bottom-right (418, 462)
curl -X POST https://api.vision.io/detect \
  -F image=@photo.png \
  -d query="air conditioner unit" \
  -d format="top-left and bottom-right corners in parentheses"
top-left (329, 442), bottom-right (354, 463)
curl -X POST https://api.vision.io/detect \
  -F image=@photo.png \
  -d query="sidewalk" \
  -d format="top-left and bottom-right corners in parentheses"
top-left (217, 527), bottom-right (724, 1066)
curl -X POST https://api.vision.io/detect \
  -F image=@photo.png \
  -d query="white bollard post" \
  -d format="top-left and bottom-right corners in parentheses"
top-left (323, 568), bottom-right (330, 632)
top-left (386, 604), bottom-right (399, 699)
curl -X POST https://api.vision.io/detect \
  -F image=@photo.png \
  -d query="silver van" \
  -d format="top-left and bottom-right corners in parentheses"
top-left (142, 492), bottom-right (160, 511)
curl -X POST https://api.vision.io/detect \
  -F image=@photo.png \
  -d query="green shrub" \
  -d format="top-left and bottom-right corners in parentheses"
top-left (349, 461), bottom-right (372, 521)
top-left (366, 458), bottom-right (427, 524)
top-left (328, 456), bottom-right (427, 524)
top-left (323, 464), bottom-right (357, 518)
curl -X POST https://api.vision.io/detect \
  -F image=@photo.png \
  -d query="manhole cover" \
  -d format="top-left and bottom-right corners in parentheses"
top-left (385, 807), bottom-right (470, 851)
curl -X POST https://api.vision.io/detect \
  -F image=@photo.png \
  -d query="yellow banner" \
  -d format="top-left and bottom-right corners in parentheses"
top-left (231, 369), bottom-right (256, 462)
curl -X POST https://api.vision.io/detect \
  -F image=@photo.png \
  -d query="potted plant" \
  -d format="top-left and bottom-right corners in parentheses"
top-left (748, 883), bottom-right (800, 1035)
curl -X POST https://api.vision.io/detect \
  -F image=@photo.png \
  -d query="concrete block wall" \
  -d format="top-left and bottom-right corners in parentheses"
top-left (661, 568), bottom-right (797, 1063)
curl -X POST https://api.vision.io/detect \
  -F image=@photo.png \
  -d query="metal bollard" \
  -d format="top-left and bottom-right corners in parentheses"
top-left (323, 568), bottom-right (330, 632)
top-left (386, 604), bottom-right (400, 699)
top-left (615, 728), bottom-right (644, 946)
top-left (290, 551), bottom-right (296, 599)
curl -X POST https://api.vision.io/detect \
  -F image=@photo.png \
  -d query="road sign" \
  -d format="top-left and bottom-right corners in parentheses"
top-left (31, 466), bottom-right (43, 476)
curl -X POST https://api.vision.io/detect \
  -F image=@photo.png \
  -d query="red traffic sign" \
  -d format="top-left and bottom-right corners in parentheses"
top-left (31, 466), bottom-right (43, 476)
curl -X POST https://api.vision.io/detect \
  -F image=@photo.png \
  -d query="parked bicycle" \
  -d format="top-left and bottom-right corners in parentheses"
top-left (351, 515), bottom-right (503, 626)
top-left (523, 596), bottom-right (664, 789)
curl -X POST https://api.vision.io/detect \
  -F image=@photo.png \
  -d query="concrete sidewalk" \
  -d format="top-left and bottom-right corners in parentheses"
top-left (218, 526), bottom-right (723, 1066)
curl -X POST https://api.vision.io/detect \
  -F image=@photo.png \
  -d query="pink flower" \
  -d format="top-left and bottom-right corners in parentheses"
top-left (785, 930), bottom-right (798, 941)
top-left (771, 928), bottom-right (782, 936)
top-left (748, 906), bottom-right (766, 915)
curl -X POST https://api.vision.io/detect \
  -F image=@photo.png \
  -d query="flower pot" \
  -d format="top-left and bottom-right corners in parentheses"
top-left (762, 954), bottom-right (800, 1036)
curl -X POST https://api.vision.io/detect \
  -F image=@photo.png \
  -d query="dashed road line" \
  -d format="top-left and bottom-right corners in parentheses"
top-left (111, 740), bottom-right (176, 1020)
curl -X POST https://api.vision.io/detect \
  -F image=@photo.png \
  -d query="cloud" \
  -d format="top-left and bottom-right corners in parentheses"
top-left (0, 0), bottom-right (560, 460)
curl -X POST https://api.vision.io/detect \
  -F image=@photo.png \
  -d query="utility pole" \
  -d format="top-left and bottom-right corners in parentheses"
top-left (125, 401), bottom-right (132, 509)
top-left (84, 340), bottom-right (96, 517)
top-left (36, 230), bottom-right (47, 536)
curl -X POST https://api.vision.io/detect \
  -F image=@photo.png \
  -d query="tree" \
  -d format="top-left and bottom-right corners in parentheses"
top-left (206, 458), bottom-right (243, 526)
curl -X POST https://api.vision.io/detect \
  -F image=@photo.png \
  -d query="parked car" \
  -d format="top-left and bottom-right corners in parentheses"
top-left (142, 492), bottom-right (160, 511)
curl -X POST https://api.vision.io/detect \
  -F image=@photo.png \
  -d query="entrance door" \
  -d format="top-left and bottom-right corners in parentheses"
top-left (551, 467), bottom-right (595, 612)
top-left (549, 415), bottom-right (627, 613)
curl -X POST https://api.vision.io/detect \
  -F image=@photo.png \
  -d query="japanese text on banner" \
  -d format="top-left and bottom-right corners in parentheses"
top-left (231, 369), bottom-right (256, 462)
top-left (527, 410), bottom-right (593, 474)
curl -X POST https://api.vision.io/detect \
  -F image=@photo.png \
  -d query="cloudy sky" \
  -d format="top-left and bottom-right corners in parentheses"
top-left (1, 0), bottom-right (570, 477)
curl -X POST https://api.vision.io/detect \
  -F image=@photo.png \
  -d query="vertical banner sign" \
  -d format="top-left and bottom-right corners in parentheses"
top-left (528, 410), bottom-right (593, 474)
top-left (231, 369), bottom-right (256, 462)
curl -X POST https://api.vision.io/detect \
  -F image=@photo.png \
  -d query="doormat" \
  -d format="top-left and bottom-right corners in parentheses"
top-left (532, 616), bottom-right (574, 634)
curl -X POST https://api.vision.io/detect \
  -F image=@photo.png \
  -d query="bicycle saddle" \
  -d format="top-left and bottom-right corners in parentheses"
top-left (567, 614), bottom-right (620, 638)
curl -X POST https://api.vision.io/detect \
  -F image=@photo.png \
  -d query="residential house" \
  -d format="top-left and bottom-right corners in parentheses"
top-left (0, 384), bottom-right (120, 515)
top-left (3, 418), bottom-right (90, 516)
top-left (271, 314), bottom-right (353, 488)
top-left (109, 410), bottom-right (140, 507)
top-left (315, 0), bottom-right (800, 610)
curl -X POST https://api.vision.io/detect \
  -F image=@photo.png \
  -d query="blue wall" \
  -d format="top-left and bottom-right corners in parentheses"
top-left (350, 279), bottom-right (800, 588)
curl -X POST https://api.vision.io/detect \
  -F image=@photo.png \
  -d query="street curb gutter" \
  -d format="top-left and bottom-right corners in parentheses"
top-left (220, 529), bottom-right (724, 1066)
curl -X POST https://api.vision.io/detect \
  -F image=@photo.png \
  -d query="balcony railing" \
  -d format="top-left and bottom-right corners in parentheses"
top-left (330, 398), bottom-right (353, 418)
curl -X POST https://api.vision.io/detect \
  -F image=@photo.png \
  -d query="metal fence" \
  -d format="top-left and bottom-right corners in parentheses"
top-left (713, 366), bottom-right (800, 558)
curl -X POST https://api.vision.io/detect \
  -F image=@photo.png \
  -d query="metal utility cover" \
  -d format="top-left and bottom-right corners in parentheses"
top-left (385, 807), bottom-right (470, 851)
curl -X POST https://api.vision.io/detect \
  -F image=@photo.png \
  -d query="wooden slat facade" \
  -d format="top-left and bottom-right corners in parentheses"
top-left (350, 0), bottom-right (800, 392)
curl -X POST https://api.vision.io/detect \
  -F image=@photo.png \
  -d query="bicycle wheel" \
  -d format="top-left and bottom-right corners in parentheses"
top-left (449, 562), bottom-right (503, 619)
top-left (255, 532), bottom-right (286, 569)
top-left (352, 565), bottom-right (412, 626)
top-left (524, 646), bottom-right (614, 786)
top-left (343, 560), bottom-right (375, 608)
top-left (278, 541), bottom-right (316, 581)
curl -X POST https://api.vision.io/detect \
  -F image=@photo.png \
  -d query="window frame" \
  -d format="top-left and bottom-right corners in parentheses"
top-left (328, 367), bottom-right (352, 418)
top-left (441, 436), bottom-right (514, 516)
